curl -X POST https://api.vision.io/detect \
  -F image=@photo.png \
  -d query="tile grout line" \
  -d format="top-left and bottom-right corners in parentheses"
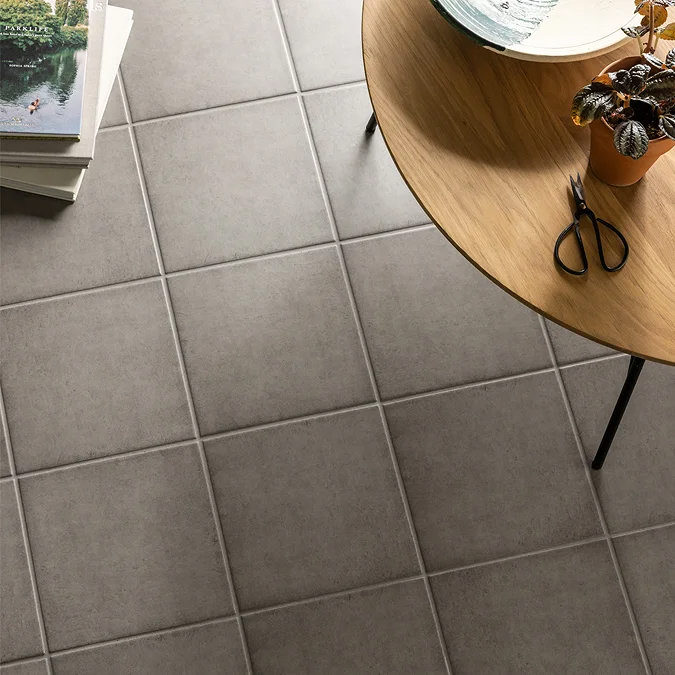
top-left (4, 438), bottom-right (199, 482)
top-left (0, 385), bottom-right (54, 675)
top-left (0, 361), bottom-right (634, 485)
top-left (128, 78), bottom-right (366, 128)
top-left (269, 2), bottom-right (455, 672)
top-left (46, 615), bottom-right (242, 660)
top-left (0, 223), bottom-right (442, 312)
top-left (611, 520), bottom-right (675, 539)
top-left (117, 71), bottom-right (254, 675)
top-left (427, 535), bottom-right (608, 577)
top-left (537, 315), bottom-right (653, 674)
top-left (4, 518), bottom-right (671, 665)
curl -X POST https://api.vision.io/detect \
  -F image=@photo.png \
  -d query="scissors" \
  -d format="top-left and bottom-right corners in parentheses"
top-left (554, 174), bottom-right (629, 276)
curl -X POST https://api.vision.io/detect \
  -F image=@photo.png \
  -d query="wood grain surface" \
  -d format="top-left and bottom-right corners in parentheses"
top-left (362, 0), bottom-right (674, 364)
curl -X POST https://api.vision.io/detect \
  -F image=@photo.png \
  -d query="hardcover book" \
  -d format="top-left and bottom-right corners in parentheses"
top-left (0, 0), bottom-right (106, 166)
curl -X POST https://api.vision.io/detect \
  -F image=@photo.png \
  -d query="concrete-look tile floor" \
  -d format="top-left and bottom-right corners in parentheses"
top-left (1, 1), bottom-right (673, 673)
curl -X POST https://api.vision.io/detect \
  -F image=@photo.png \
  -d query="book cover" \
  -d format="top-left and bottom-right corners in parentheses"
top-left (0, 0), bottom-right (99, 139)
top-left (0, 0), bottom-right (106, 166)
top-left (0, 6), bottom-right (133, 200)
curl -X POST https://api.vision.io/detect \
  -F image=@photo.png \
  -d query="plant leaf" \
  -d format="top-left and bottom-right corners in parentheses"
top-left (641, 6), bottom-right (668, 26)
top-left (571, 85), bottom-right (617, 126)
top-left (659, 114), bottom-right (675, 138)
top-left (643, 53), bottom-right (664, 69)
top-left (592, 73), bottom-right (614, 86)
top-left (622, 24), bottom-right (650, 37)
top-left (614, 120), bottom-right (650, 158)
top-left (659, 23), bottom-right (675, 40)
top-left (611, 65), bottom-right (650, 95)
top-left (644, 69), bottom-right (675, 98)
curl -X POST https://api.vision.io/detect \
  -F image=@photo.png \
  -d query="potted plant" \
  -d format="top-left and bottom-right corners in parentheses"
top-left (571, 0), bottom-right (675, 185)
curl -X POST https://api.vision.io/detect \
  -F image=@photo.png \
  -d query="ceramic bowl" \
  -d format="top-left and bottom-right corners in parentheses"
top-left (431, 0), bottom-right (637, 62)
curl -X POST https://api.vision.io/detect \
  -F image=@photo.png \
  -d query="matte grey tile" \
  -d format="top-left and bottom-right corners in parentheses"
top-left (546, 319), bottom-right (615, 365)
top-left (117, 0), bottom-right (293, 120)
top-left (20, 445), bottom-right (232, 651)
top-left (1, 130), bottom-right (157, 304)
top-left (99, 75), bottom-right (127, 128)
top-left (385, 373), bottom-right (601, 571)
top-left (205, 409), bottom-right (417, 609)
top-left (279, 0), bottom-right (364, 90)
top-left (344, 227), bottom-right (552, 398)
top-left (169, 248), bottom-right (372, 435)
top-left (244, 581), bottom-right (446, 674)
top-left (0, 484), bottom-right (42, 663)
top-left (1, 281), bottom-right (192, 472)
top-left (0, 434), bottom-right (9, 478)
top-left (304, 84), bottom-right (428, 238)
top-left (0, 661), bottom-right (48, 675)
top-left (135, 99), bottom-right (331, 272)
top-left (431, 542), bottom-right (643, 674)
top-left (562, 358), bottom-right (675, 532)
top-left (614, 527), bottom-right (675, 675)
top-left (51, 621), bottom-right (246, 675)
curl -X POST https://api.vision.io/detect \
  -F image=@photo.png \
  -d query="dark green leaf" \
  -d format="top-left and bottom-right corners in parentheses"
top-left (644, 69), bottom-right (675, 98)
top-left (622, 24), bottom-right (650, 37)
top-left (614, 120), bottom-right (650, 158)
top-left (571, 85), bottom-right (617, 126)
top-left (611, 65), bottom-right (650, 95)
top-left (643, 53), bottom-right (664, 69)
top-left (659, 114), bottom-right (675, 138)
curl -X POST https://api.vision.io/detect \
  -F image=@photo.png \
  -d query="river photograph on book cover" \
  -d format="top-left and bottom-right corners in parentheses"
top-left (0, 0), bottom-right (92, 139)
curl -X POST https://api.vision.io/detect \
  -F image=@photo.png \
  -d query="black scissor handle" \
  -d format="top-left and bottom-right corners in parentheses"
top-left (554, 219), bottom-right (588, 275)
top-left (593, 217), bottom-right (629, 272)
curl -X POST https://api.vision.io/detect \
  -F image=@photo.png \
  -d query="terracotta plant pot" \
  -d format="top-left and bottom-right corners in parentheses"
top-left (589, 56), bottom-right (675, 187)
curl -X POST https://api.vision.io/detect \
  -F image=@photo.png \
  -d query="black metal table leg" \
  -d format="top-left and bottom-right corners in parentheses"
top-left (365, 112), bottom-right (378, 135)
top-left (591, 356), bottom-right (645, 470)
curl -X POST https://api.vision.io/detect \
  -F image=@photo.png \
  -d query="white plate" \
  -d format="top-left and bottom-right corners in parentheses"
top-left (431, 0), bottom-right (638, 62)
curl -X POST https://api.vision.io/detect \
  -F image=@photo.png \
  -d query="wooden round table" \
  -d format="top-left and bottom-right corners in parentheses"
top-left (362, 0), bottom-right (674, 467)
top-left (362, 0), bottom-right (675, 366)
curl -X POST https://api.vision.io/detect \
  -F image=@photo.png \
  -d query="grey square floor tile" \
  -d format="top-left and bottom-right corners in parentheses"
top-left (614, 526), bottom-right (675, 674)
top-left (116, 0), bottom-right (293, 120)
top-left (244, 581), bottom-right (447, 674)
top-left (385, 373), bottom-right (601, 571)
top-left (51, 621), bottom-right (246, 675)
top-left (304, 84), bottom-right (428, 238)
top-left (279, 0), bottom-right (364, 90)
top-left (1, 130), bottom-right (157, 304)
top-left (431, 542), bottom-right (643, 674)
top-left (169, 248), bottom-right (372, 435)
top-left (205, 409), bottom-right (417, 609)
top-left (0, 484), bottom-right (42, 663)
top-left (135, 99), bottom-right (331, 272)
top-left (1, 282), bottom-right (193, 472)
top-left (0, 661), bottom-right (48, 675)
top-left (20, 445), bottom-right (232, 650)
top-left (100, 75), bottom-right (126, 128)
top-left (562, 358), bottom-right (675, 532)
top-left (546, 319), bottom-right (615, 365)
top-left (344, 227), bottom-right (552, 398)
top-left (0, 434), bottom-right (9, 478)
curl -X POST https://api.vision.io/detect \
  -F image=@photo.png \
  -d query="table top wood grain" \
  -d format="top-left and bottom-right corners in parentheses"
top-left (362, 0), bottom-right (675, 365)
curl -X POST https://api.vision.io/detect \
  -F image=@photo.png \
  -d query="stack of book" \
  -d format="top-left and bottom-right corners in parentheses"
top-left (0, 0), bottom-right (133, 201)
